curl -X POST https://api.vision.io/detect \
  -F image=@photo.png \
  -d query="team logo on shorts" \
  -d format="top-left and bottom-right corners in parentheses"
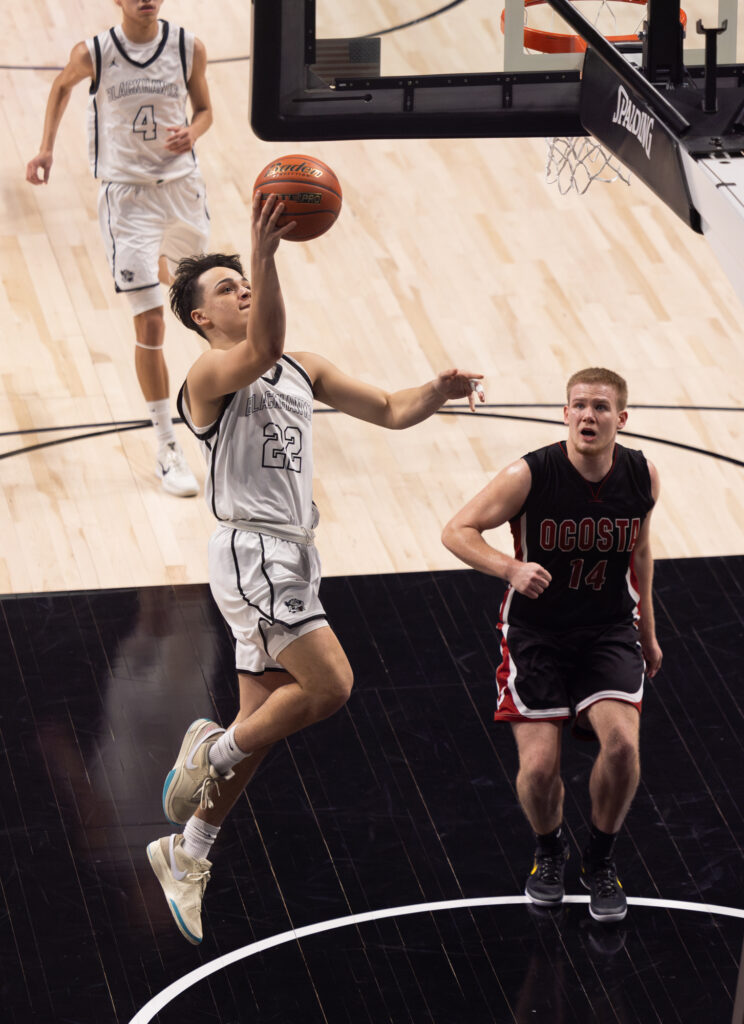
top-left (285, 598), bottom-right (305, 613)
top-left (119, 268), bottom-right (135, 283)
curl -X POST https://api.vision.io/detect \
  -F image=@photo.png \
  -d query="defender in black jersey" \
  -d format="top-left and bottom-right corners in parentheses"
top-left (443, 368), bottom-right (662, 923)
top-left (144, 191), bottom-right (486, 943)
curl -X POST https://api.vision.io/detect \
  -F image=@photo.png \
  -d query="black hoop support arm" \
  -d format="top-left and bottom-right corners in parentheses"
top-left (542, 0), bottom-right (691, 135)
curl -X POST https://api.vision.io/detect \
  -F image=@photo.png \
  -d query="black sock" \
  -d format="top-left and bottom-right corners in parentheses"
top-left (535, 825), bottom-right (564, 856)
top-left (586, 824), bottom-right (618, 865)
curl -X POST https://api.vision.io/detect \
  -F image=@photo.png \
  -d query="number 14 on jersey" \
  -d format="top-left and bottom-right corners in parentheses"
top-left (568, 558), bottom-right (608, 591)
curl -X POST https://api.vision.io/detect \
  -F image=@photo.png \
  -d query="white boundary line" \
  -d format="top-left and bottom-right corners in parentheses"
top-left (130, 894), bottom-right (744, 1023)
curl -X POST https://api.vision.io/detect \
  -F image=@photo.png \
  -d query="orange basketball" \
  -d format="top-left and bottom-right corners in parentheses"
top-left (252, 154), bottom-right (342, 242)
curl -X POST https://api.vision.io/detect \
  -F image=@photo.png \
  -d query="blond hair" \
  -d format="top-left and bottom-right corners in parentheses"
top-left (566, 368), bottom-right (628, 410)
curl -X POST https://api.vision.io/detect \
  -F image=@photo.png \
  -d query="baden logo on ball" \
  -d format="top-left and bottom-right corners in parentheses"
top-left (253, 154), bottom-right (343, 242)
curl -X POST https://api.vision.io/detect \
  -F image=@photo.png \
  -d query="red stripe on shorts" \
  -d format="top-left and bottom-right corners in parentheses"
top-left (494, 626), bottom-right (522, 720)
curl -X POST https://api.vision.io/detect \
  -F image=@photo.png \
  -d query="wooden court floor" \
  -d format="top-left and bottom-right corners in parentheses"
top-left (0, 2), bottom-right (743, 1022)
top-left (1, 0), bottom-right (742, 593)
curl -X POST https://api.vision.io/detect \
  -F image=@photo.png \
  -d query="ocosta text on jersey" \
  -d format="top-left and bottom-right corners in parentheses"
top-left (538, 516), bottom-right (643, 553)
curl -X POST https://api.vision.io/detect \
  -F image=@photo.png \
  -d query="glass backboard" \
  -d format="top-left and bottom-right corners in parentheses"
top-left (250, 0), bottom-right (742, 141)
top-left (314, 0), bottom-right (740, 75)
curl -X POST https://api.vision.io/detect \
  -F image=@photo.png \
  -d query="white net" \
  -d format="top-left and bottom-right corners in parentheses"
top-left (545, 135), bottom-right (632, 194)
top-left (527, 0), bottom-right (642, 193)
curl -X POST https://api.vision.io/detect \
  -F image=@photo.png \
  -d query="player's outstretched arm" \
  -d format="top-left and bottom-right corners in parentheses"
top-left (441, 460), bottom-right (552, 598)
top-left (26, 42), bottom-right (93, 185)
top-left (633, 461), bottom-right (662, 677)
top-left (291, 359), bottom-right (485, 428)
top-left (165, 38), bottom-right (213, 154)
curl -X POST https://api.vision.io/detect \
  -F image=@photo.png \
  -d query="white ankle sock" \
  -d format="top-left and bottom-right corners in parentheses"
top-left (182, 816), bottom-right (220, 862)
top-left (209, 724), bottom-right (251, 775)
top-left (148, 398), bottom-right (176, 449)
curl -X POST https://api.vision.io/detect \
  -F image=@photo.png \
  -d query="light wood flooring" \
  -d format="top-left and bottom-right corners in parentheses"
top-left (0, 0), bottom-right (742, 594)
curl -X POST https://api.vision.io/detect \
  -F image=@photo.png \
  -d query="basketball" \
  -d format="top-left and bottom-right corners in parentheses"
top-left (252, 154), bottom-right (342, 242)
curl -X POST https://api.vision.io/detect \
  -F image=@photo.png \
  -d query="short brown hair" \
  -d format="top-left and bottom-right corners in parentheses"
top-left (566, 368), bottom-right (628, 410)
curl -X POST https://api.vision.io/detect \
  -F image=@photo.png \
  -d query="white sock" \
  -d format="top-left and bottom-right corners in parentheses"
top-left (148, 398), bottom-right (176, 450)
top-left (182, 816), bottom-right (220, 862)
top-left (209, 724), bottom-right (251, 775)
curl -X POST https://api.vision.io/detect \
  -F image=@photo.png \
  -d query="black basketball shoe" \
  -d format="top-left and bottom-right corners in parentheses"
top-left (580, 855), bottom-right (627, 922)
top-left (524, 836), bottom-right (570, 905)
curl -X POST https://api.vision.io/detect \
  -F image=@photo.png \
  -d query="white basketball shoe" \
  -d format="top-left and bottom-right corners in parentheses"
top-left (147, 834), bottom-right (211, 944)
top-left (156, 441), bottom-right (199, 497)
top-left (162, 718), bottom-right (233, 826)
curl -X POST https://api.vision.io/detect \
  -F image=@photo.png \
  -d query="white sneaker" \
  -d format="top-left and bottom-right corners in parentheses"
top-left (147, 834), bottom-right (211, 944)
top-left (156, 441), bottom-right (199, 497)
top-left (162, 718), bottom-right (232, 826)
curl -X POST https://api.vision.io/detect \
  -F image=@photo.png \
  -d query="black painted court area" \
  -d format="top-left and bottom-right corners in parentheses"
top-left (1, 558), bottom-right (743, 1023)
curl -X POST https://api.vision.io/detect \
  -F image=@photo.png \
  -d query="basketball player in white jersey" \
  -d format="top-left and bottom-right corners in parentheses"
top-left (144, 191), bottom-right (486, 943)
top-left (26, 0), bottom-right (212, 497)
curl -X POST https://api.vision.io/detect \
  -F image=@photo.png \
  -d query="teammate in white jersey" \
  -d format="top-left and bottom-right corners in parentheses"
top-left (145, 191), bottom-right (486, 944)
top-left (26, 0), bottom-right (213, 497)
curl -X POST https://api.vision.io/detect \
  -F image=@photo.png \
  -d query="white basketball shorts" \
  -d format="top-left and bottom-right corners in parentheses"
top-left (98, 168), bottom-right (209, 315)
top-left (208, 525), bottom-right (328, 675)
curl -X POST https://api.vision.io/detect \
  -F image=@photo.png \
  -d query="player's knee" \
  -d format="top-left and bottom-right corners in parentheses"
top-left (326, 664), bottom-right (354, 712)
top-left (135, 306), bottom-right (165, 347)
top-left (520, 758), bottom-right (559, 795)
top-left (601, 728), bottom-right (638, 774)
top-left (314, 664), bottom-right (354, 718)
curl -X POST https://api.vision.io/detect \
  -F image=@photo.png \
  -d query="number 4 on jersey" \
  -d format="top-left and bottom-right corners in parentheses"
top-left (568, 558), bottom-right (607, 591)
top-left (133, 104), bottom-right (157, 141)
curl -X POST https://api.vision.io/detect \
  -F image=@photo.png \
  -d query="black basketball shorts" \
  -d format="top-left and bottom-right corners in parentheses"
top-left (494, 619), bottom-right (645, 724)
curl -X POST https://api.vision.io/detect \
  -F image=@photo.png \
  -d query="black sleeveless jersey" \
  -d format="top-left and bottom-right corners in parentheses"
top-left (500, 441), bottom-right (654, 631)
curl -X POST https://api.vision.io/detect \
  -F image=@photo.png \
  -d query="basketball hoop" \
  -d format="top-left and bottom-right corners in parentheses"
top-left (501, 0), bottom-right (688, 194)
top-left (545, 134), bottom-right (631, 193)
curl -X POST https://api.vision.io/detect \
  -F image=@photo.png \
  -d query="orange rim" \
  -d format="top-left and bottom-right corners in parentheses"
top-left (500, 0), bottom-right (687, 55)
